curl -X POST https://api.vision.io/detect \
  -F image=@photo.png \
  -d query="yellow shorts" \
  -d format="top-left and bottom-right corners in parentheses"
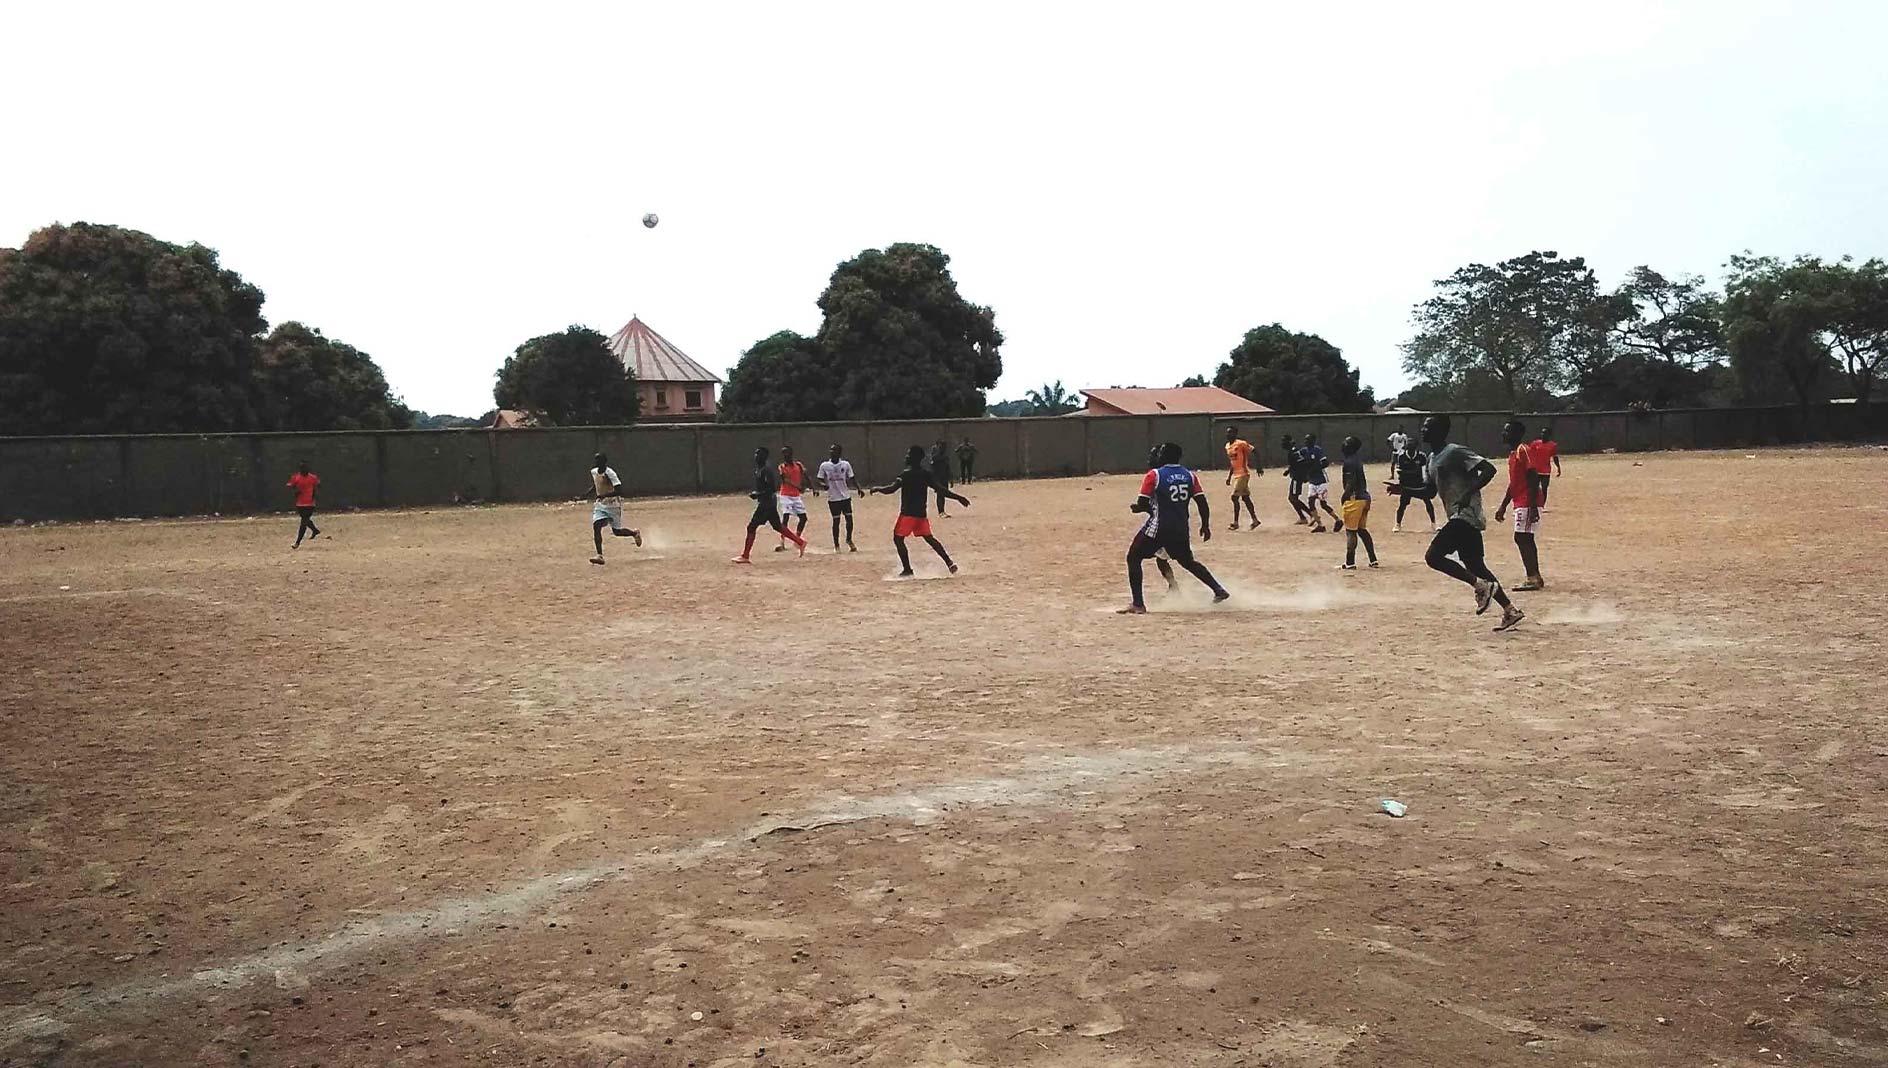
top-left (1230, 472), bottom-right (1251, 495)
top-left (1341, 498), bottom-right (1370, 532)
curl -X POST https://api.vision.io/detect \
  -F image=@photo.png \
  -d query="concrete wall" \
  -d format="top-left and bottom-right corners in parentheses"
top-left (2, 403), bottom-right (1882, 523)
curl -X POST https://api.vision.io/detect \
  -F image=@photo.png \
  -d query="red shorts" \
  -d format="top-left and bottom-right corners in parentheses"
top-left (893, 515), bottom-right (932, 538)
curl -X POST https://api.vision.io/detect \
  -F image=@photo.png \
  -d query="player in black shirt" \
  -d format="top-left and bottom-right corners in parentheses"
top-left (1119, 442), bottom-right (1229, 614)
top-left (733, 446), bottom-right (807, 562)
top-left (1389, 442), bottom-right (1437, 532)
top-left (872, 445), bottom-right (969, 576)
top-left (1280, 434), bottom-right (1312, 525)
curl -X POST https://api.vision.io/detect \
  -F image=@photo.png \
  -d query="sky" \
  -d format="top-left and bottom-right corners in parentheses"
top-left (5, 1), bottom-right (1886, 416)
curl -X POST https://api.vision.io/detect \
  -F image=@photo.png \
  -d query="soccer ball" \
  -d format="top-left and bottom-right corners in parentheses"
top-left (641, 213), bottom-right (660, 229)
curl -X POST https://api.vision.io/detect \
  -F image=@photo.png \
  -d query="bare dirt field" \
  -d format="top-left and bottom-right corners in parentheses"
top-left (3, 447), bottom-right (1886, 1068)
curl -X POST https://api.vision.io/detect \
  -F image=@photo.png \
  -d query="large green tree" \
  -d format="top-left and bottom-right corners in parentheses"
top-left (257, 322), bottom-right (411, 430)
top-left (816, 243), bottom-right (1002, 420)
top-left (1575, 266), bottom-right (1726, 409)
top-left (0, 222), bottom-right (267, 434)
top-left (493, 325), bottom-right (638, 426)
top-left (1722, 255), bottom-right (1837, 411)
top-left (1403, 251), bottom-right (1614, 408)
top-left (718, 331), bottom-right (833, 423)
top-left (1808, 258), bottom-right (1888, 406)
top-left (1214, 324), bottom-right (1374, 413)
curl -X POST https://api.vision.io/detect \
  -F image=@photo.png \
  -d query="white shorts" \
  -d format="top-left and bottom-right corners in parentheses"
top-left (1513, 507), bottom-right (1543, 535)
top-left (1305, 482), bottom-right (1329, 501)
top-left (592, 499), bottom-right (625, 528)
top-left (777, 495), bottom-right (808, 517)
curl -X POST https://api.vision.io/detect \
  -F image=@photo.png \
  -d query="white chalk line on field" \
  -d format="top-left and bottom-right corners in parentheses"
top-left (0, 744), bottom-right (1251, 1042)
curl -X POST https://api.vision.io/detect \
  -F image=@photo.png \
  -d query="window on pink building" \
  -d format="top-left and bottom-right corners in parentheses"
top-left (654, 389), bottom-right (668, 409)
top-left (685, 390), bottom-right (703, 410)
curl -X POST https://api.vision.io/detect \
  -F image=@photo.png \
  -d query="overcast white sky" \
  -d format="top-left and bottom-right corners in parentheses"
top-left (5, 2), bottom-right (1886, 415)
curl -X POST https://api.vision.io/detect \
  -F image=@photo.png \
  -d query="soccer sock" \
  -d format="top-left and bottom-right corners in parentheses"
top-left (895, 538), bottom-right (913, 572)
top-left (741, 529), bottom-right (757, 558)
top-left (1345, 531), bottom-right (1357, 566)
top-left (1127, 554), bottom-right (1145, 606)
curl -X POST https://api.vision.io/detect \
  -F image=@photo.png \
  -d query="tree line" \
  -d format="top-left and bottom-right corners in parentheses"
top-left (1400, 251), bottom-right (1887, 412)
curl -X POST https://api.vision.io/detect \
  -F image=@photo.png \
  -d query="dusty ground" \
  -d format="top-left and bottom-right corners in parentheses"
top-left (2, 447), bottom-right (1885, 1068)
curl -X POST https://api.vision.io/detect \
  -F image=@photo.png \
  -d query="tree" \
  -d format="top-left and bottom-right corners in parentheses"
top-left (1561, 266), bottom-right (1726, 410)
top-left (1214, 324), bottom-right (1375, 413)
top-left (816, 243), bottom-right (1002, 419)
top-left (1024, 380), bottom-right (1080, 415)
top-left (1615, 267), bottom-right (1725, 369)
top-left (1722, 255), bottom-right (1835, 412)
top-left (719, 331), bottom-right (833, 423)
top-left (985, 398), bottom-right (1032, 417)
top-left (1403, 251), bottom-right (1613, 408)
top-left (412, 411), bottom-right (486, 429)
top-left (0, 222), bottom-right (267, 434)
top-left (1177, 374), bottom-right (1209, 388)
top-left (256, 322), bottom-right (411, 430)
top-left (1812, 258), bottom-right (1888, 406)
top-left (493, 325), bottom-right (638, 426)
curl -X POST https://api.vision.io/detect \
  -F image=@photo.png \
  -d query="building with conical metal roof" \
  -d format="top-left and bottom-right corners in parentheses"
top-left (606, 316), bottom-right (723, 422)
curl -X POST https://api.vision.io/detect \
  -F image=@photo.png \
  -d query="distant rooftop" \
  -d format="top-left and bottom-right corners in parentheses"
top-left (1078, 386), bottom-right (1273, 417)
top-left (607, 316), bottom-right (722, 384)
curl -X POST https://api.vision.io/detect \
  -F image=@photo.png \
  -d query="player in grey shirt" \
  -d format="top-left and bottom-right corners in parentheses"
top-left (1421, 415), bottom-right (1523, 631)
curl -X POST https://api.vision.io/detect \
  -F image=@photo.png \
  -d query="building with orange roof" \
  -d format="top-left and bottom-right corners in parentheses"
top-left (1076, 386), bottom-right (1273, 417)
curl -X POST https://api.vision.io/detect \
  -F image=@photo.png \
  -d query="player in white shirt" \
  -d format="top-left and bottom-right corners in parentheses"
top-left (816, 443), bottom-right (865, 553)
top-left (1387, 426), bottom-right (1410, 481)
top-left (587, 452), bottom-right (641, 565)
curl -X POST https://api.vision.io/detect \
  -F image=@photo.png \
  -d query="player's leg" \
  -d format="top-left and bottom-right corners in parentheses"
top-left (1423, 495), bottom-right (1436, 528)
top-left (893, 535), bottom-right (914, 575)
top-left (1288, 482), bottom-right (1308, 524)
top-left (1343, 529), bottom-right (1359, 568)
top-left (1514, 531), bottom-right (1542, 589)
top-left (1395, 491), bottom-right (1410, 531)
top-left (305, 508), bottom-right (320, 540)
top-left (843, 502), bottom-right (856, 551)
top-left (593, 517), bottom-right (608, 556)
top-left (1122, 533), bottom-right (1155, 611)
top-left (1358, 527), bottom-right (1377, 565)
top-left (1167, 540), bottom-right (1230, 601)
top-left (829, 501), bottom-right (843, 550)
top-left (1456, 525), bottom-right (1516, 613)
top-left (769, 512), bottom-right (807, 552)
top-left (920, 534), bottom-right (958, 573)
top-left (1244, 492), bottom-right (1260, 528)
top-left (1424, 522), bottom-right (1478, 587)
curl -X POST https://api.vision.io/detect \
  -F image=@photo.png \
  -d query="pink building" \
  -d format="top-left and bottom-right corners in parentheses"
top-left (607, 316), bottom-right (722, 422)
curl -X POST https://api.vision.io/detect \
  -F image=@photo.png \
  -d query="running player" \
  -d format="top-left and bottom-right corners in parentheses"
top-left (1389, 439), bottom-right (1437, 532)
top-left (774, 445), bottom-right (812, 551)
top-left (1223, 425), bottom-right (1261, 529)
top-left (1118, 442), bottom-right (1230, 614)
top-left (1336, 436), bottom-right (1378, 570)
top-left (733, 446), bottom-right (807, 563)
top-left (588, 452), bottom-right (642, 565)
top-left (287, 461), bottom-right (321, 547)
top-left (1494, 419), bottom-right (1547, 591)
top-left (1301, 433), bottom-right (1341, 533)
top-left (1420, 415), bottom-right (1524, 631)
top-left (816, 443), bottom-right (861, 553)
top-left (1280, 434), bottom-right (1311, 525)
top-left (872, 445), bottom-right (968, 576)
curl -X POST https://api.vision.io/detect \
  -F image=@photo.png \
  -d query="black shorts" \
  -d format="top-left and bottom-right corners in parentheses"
top-left (296, 506), bottom-right (316, 520)
top-left (1395, 484), bottom-right (1437, 500)
top-left (1428, 518), bottom-right (1485, 566)
top-left (828, 498), bottom-right (853, 517)
top-left (1129, 529), bottom-right (1194, 565)
top-left (749, 500), bottom-right (781, 528)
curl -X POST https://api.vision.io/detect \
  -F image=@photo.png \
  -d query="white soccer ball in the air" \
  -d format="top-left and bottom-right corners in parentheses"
top-left (642, 213), bottom-right (660, 229)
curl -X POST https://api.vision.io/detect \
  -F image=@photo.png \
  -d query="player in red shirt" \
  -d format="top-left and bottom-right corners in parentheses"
top-left (1532, 425), bottom-right (1562, 494)
top-left (1494, 419), bottom-right (1547, 591)
top-left (287, 461), bottom-right (321, 547)
top-left (774, 445), bottom-right (812, 552)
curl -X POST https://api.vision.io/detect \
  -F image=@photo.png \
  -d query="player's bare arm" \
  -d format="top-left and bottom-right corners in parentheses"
top-left (1530, 468), bottom-right (1548, 519)
top-left (1194, 494), bottom-right (1212, 541)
